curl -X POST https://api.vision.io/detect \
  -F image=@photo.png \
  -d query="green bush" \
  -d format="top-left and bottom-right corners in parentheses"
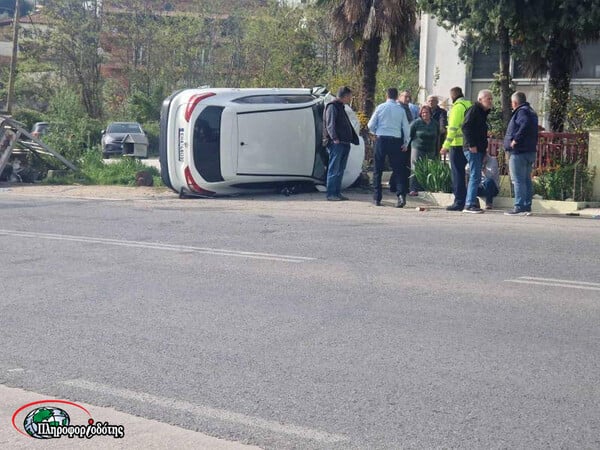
top-left (413, 157), bottom-right (452, 193)
top-left (12, 108), bottom-right (45, 131)
top-left (80, 150), bottom-right (160, 185)
top-left (566, 94), bottom-right (600, 132)
top-left (41, 88), bottom-right (103, 161)
top-left (534, 160), bottom-right (595, 201)
top-left (43, 150), bottom-right (161, 186)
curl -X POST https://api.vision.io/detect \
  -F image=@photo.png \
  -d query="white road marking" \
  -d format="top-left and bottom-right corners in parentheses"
top-left (62, 379), bottom-right (348, 444)
top-left (0, 229), bottom-right (315, 263)
top-left (518, 277), bottom-right (600, 287)
top-left (506, 276), bottom-right (600, 291)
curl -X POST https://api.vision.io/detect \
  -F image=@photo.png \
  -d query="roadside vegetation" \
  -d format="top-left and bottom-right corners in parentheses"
top-left (43, 151), bottom-right (162, 187)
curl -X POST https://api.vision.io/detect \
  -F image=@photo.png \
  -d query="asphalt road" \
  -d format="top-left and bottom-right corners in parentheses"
top-left (0, 190), bottom-right (599, 449)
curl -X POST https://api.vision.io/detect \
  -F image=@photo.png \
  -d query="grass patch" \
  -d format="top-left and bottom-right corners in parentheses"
top-left (43, 150), bottom-right (162, 186)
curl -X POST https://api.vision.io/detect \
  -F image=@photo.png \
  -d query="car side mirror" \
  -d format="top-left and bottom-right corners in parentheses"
top-left (101, 129), bottom-right (105, 135)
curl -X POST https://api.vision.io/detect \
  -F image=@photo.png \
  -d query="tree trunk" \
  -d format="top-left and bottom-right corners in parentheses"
top-left (498, 21), bottom-right (512, 126)
top-left (359, 36), bottom-right (381, 117)
top-left (548, 44), bottom-right (574, 132)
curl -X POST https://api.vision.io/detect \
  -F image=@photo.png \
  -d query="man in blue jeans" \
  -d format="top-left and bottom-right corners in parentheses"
top-left (504, 91), bottom-right (539, 215)
top-left (323, 86), bottom-right (360, 201)
top-left (461, 89), bottom-right (493, 213)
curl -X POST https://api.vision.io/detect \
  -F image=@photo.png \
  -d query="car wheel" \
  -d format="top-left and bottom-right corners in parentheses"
top-left (102, 153), bottom-right (109, 159)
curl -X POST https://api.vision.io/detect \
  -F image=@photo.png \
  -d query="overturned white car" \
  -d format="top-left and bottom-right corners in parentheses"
top-left (159, 88), bottom-right (364, 197)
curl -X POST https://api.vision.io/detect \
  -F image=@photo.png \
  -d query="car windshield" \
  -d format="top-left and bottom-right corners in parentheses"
top-left (107, 123), bottom-right (142, 134)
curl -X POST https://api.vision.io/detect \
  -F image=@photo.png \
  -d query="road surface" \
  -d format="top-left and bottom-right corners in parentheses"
top-left (0, 188), bottom-right (599, 449)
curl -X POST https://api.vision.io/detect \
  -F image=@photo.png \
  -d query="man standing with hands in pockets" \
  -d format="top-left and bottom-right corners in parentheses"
top-left (368, 88), bottom-right (411, 207)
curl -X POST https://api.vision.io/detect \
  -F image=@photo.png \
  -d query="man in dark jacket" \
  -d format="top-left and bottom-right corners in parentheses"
top-left (503, 91), bottom-right (539, 215)
top-left (461, 89), bottom-right (493, 213)
top-left (323, 86), bottom-right (360, 201)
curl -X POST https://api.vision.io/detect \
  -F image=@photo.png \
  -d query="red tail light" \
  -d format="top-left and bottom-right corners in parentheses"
top-left (184, 166), bottom-right (215, 196)
top-left (184, 92), bottom-right (216, 122)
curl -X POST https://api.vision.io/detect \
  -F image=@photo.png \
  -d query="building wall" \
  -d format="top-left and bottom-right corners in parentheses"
top-left (420, 14), bottom-right (600, 128)
top-left (418, 14), bottom-right (468, 108)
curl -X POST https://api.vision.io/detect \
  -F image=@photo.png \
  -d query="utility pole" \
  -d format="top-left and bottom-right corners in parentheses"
top-left (6, 0), bottom-right (21, 115)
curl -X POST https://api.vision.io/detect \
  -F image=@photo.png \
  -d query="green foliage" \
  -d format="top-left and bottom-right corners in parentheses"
top-left (44, 150), bottom-right (161, 186)
top-left (12, 108), bottom-right (44, 130)
top-left (413, 158), bottom-right (452, 193)
top-left (141, 121), bottom-right (160, 156)
top-left (566, 94), bottom-right (600, 132)
top-left (41, 88), bottom-right (103, 161)
top-left (534, 160), bottom-right (595, 202)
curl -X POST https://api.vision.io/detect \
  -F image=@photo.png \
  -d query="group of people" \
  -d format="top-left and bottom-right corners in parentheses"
top-left (323, 85), bottom-right (539, 215)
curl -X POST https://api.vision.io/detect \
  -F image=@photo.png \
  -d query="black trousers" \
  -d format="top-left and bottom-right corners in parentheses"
top-left (373, 136), bottom-right (409, 202)
top-left (450, 146), bottom-right (467, 207)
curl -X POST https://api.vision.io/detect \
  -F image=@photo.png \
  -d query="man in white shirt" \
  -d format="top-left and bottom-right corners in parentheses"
top-left (368, 88), bottom-right (411, 207)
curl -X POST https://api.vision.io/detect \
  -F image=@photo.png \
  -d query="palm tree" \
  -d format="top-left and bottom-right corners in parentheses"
top-left (317, 0), bottom-right (417, 117)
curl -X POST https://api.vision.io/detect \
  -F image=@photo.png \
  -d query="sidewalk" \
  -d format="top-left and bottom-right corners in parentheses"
top-left (0, 384), bottom-right (259, 450)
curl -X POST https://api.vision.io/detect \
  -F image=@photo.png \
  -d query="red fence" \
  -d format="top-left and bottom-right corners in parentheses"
top-left (488, 132), bottom-right (589, 175)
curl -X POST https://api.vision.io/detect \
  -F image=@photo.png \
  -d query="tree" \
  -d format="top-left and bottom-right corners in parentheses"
top-left (418, 0), bottom-right (518, 126)
top-left (42, 0), bottom-right (104, 118)
top-left (317, 0), bottom-right (417, 116)
top-left (513, 0), bottom-right (600, 132)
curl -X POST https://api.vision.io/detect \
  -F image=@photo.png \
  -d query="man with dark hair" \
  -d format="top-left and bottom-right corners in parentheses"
top-left (368, 87), bottom-right (411, 207)
top-left (398, 90), bottom-right (419, 122)
top-left (323, 86), bottom-right (359, 201)
top-left (462, 89), bottom-right (493, 213)
top-left (427, 95), bottom-right (448, 148)
top-left (441, 87), bottom-right (472, 211)
top-left (504, 91), bottom-right (539, 215)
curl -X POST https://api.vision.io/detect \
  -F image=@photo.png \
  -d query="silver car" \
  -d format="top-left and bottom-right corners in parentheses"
top-left (101, 122), bottom-right (148, 158)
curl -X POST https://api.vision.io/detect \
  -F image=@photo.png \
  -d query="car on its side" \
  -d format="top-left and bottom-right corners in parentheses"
top-left (101, 122), bottom-right (148, 158)
top-left (159, 88), bottom-right (364, 197)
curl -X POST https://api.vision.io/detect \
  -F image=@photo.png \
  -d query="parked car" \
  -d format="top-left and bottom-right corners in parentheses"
top-left (101, 122), bottom-right (148, 158)
top-left (31, 122), bottom-right (49, 139)
top-left (159, 87), bottom-right (364, 197)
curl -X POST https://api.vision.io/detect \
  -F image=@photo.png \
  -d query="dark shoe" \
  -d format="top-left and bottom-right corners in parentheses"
top-left (327, 196), bottom-right (342, 201)
top-left (408, 191), bottom-right (418, 197)
top-left (485, 203), bottom-right (493, 210)
top-left (338, 194), bottom-right (350, 201)
top-left (446, 204), bottom-right (464, 211)
top-left (463, 206), bottom-right (484, 214)
top-left (373, 200), bottom-right (382, 206)
top-left (397, 195), bottom-right (406, 208)
top-left (504, 208), bottom-right (528, 216)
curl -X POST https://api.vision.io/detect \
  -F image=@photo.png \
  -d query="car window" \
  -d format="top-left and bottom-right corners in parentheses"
top-left (107, 123), bottom-right (142, 134)
top-left (233, 95), bottom-right (315, 104)
top-left (193, 106), bottom-right (224, 182)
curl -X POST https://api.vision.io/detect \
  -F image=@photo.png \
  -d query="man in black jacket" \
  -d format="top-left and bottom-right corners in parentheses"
top-left (462, 89), bottom-right (493, 213)
top-left (323, 86), bottom-right (360, 201)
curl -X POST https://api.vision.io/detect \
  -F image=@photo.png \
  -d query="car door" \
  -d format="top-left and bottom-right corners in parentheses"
top-left (236, 106), bottom-right (315, 177)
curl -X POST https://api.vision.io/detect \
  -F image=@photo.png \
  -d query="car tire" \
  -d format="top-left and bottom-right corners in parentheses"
top-left (102, 153), bottom-right (109, 159)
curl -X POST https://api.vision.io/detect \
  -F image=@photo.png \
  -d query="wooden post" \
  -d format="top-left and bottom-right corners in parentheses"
top-left (6, 0), bottom-right (21, 114)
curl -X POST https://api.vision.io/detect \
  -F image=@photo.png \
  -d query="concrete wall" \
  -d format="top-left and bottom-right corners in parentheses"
top-left (418, 14), bottom-right (468, 108)
top-left (587, 131), bottom-right (600, 201)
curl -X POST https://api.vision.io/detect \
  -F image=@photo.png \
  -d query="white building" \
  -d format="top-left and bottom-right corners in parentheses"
top-left (419, 13), bottom-right (600, 126)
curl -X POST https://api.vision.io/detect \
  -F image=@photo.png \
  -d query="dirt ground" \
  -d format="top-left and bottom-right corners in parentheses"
top-left (0, 183), bottom-right (174, 201)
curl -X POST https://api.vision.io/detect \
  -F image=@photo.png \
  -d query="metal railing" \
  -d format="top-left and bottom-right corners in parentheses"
top-left (487, 132), bottom-right (589, 175)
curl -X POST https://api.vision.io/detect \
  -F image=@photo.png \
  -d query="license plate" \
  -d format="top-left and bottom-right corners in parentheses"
top-left (178, 128), bottom-right (184, 161)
